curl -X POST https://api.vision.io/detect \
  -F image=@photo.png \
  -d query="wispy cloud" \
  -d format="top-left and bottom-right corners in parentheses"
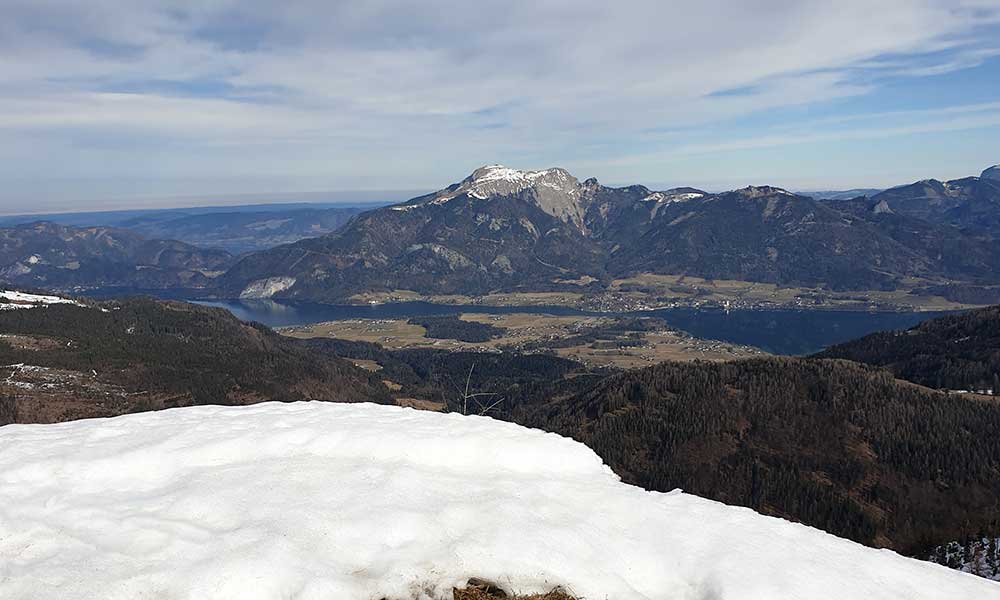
top-left (1, 0), bottom-right (999, 208)
top-left (672, 102), bottom-right (1000, 155)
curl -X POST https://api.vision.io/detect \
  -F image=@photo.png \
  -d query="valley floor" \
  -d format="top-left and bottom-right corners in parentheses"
top-left (343, 274), bottom-right (990, 313)
top-left (279, 312), bottom-right (764, 369)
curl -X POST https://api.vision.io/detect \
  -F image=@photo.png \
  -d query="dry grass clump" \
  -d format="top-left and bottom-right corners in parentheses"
top-left (453, 578), bottom-right (576, 600)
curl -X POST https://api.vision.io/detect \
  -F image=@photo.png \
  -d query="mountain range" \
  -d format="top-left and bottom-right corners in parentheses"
top-left (0, 221), bottom-right (233, 291)
top-left (114, 206), bottom-right (366, 253)
top-left (0, 203), bottom-right (375, 254)
top-left (220, 164), bottom-right (1000, 301)
top-left (2, 164), bottom-right (999, 304)
top-left (871, 168), bottom-right (1000, 236)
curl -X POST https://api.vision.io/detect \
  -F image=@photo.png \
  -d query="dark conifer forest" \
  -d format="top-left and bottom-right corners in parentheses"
top-left (407, 315), bottom-right (505, 343)
top-left (517, 357), bottom-right (1000, 555)
top-left (817, 304), bottom-right (1000, 393)
top-left (0, 298), bottom-right (390, 424)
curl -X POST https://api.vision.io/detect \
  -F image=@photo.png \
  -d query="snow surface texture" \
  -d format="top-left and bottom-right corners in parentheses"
top-left (1, 402), bottom-right (997, 600)
top-left (442, 165), bottom-right (581, 203)
top-left (0, 289), bottom-right (81, 311)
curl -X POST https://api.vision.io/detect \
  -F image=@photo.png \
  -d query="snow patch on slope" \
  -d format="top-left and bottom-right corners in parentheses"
top-left (457, 165), bottom-right (580, 202)
top-left (1, 402), bottom-right (996, 600)
top-left (0, 289), bottom-right (82, 311)
top-left (642, 191), bottom-right (705, 204)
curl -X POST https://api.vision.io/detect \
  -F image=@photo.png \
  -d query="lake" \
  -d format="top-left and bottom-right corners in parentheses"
top-left (194, 299), bottom-right (948, 356)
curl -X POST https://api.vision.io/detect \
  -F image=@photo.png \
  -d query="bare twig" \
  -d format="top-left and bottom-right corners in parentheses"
top-left (476, 395), bottom-right (505, 416)
top-left (463, 363), bottom-right (474, 415)
top-left (454, 362), bottom-right (507, 416)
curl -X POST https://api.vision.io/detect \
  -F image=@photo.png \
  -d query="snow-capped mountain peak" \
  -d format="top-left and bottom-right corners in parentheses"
top-left (448, 164), bottom-right (580, 201)
top-left (422, 165), bottom-right (588, 229)
top-left (982, 164), bottom-right (1000, 181)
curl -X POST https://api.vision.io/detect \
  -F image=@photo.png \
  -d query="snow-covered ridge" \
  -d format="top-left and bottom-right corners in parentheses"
top-left (982, 164), bottom-right (1000, 181)
top-left (432, 164), bottom-right (581, 204)
top-left (0, 289), bottom-right (82, 311)
top-left (642, 190), bottom-right (705, 204)
top-left (1, 402), bottom-right (994, 600)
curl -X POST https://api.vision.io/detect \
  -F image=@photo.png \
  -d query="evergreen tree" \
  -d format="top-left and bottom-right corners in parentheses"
top-left (0, 393), bottom-right (16, 427)
top-left (946, 542), bottom-right (962, 569)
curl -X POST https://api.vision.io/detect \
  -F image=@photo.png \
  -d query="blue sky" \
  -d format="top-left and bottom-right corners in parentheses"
top-left (1, 0), bottom-right (999, 213)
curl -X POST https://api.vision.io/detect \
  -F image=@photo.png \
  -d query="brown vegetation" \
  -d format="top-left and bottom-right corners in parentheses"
top-left (0, 298), bottom-right (390, 424)
top-left (453, 578), bottom-right (575, 600)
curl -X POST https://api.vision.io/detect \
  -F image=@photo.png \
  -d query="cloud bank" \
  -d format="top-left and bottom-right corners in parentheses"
top-left (2, 1), bottom-right (999, 210)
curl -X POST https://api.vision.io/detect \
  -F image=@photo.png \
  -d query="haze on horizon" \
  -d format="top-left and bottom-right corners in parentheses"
top-left (2, 0), bottom-right (999, 213)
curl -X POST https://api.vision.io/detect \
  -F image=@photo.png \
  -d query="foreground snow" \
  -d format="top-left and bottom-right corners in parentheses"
top-left (0, 403), bottom-right (996, 600)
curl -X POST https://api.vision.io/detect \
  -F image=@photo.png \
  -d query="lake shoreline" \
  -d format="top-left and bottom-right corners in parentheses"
top-left (76, 286), bottom-right (977, 314)
top-left (191, 298), bottom-right (956, 356)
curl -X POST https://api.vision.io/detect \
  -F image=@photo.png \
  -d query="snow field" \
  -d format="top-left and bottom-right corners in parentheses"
top-left (1, 402), bottom-right (997, 599)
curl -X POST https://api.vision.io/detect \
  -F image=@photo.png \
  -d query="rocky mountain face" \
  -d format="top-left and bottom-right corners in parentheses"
top-left (869, 175), bottom-right (1000, 235)
top-left (222, 165), bottom-right (1000, 301)
top-left (608, 186), bottom-right (932, 291)
top-left (820, 196), bottom-right (1000, 283)
top-left (0, 221), bottom-right (233, 291)
top-left (222, 166), bottom-right (608, 300)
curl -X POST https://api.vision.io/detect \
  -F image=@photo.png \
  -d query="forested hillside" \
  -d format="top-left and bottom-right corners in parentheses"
top-left (520, 357), bottom-right (1000, 555)
top-left (817, 305), bottom-right (1000, 392)
top-left (407, 315), bottom-right (505, 343)
top-left (0, 298), bottom-right (389, 424)
top-left (304, 337), bottom-right (595, 412)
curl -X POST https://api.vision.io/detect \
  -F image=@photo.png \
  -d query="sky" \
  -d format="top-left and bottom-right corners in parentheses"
top-left (2, 0), bottom-right (1000, 214)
